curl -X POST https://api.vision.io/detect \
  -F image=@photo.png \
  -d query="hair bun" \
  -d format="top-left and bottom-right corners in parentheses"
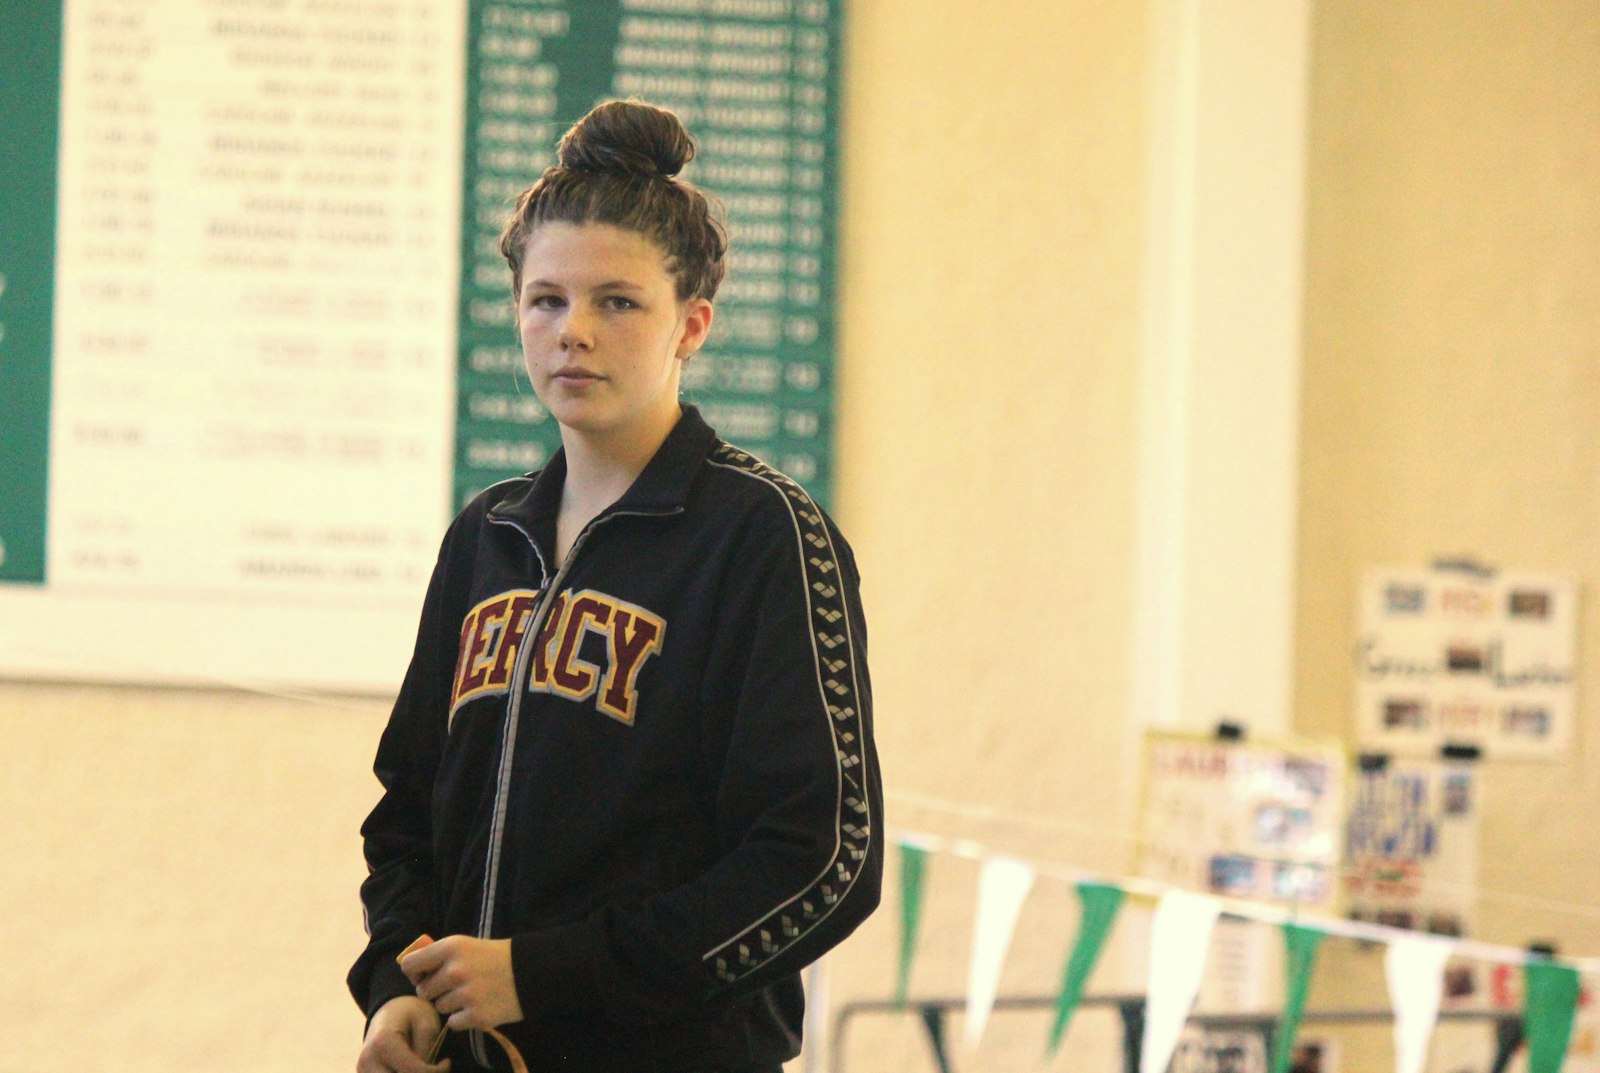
top-left (557, 99), bottom-right (695, 180)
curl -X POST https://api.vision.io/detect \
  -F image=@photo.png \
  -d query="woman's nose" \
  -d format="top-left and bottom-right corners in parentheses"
top-left (557, 309), bottom-right (594, 350)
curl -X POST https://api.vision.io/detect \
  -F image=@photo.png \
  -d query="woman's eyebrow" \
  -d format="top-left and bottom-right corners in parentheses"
top-left (523, 277), bottom-right (647, 294)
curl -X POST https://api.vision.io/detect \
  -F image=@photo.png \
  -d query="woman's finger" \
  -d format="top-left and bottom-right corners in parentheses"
top-left (399, 937), bottom-right (446, 985)
top-left (433, 987), bottom-right (465, 1016)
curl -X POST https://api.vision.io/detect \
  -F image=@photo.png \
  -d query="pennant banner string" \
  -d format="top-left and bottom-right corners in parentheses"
top-left (889, 828), bottom-right (1600, 973)
top-left (885, 831), bottom-right (1591, 1066)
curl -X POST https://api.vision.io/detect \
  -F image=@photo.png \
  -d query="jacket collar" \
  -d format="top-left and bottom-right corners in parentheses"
top-left (488, 404), bottom-right (718, 529)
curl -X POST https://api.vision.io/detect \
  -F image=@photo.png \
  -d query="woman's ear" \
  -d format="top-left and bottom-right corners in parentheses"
top-left (676, 298), bottom-right (714, 360)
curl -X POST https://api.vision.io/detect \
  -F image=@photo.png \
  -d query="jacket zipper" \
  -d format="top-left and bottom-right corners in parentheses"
top-left (471, 505), bottom-right (680, 1065)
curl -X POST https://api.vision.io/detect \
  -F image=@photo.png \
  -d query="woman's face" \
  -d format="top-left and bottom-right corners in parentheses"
top-left (516, 221), bottom-right (712, 453)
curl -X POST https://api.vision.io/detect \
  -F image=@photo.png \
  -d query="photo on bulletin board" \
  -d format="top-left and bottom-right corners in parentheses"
top-left (1354, 565), bottom-right (1578, 761)
top-left (1136, 730), bottom-right (1347, 911)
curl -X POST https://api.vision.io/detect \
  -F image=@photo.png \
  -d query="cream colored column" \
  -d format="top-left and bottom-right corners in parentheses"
top-left (1123, 0), bottom-right (1313, 1018)
top-left (1130, 0), bottom-right (1311, 739)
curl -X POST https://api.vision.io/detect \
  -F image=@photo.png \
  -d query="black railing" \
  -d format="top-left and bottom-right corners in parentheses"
top-left (830, 993), bottom-right (1524, 1073)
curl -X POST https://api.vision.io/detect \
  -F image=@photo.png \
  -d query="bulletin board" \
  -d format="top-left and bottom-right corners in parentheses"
top-left (1343, 756), bottom-right (1479, 938)
top-left (1135, 730), bottom-right (1347, 911)
top-left (0, 0), bottom-right (841, 691)
top-left (1354, 565), bottom-right (1579, 760)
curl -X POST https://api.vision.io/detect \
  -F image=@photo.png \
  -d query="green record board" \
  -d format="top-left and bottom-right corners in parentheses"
top-left (0, 2), bottom-right (62, 583)
top-left (0, 0), bottom-right (841, 689)
top-left (454, 0), bottom-right (840, 509)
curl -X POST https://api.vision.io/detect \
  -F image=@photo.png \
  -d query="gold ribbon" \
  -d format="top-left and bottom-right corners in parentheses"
top-left (423, 1024), bottom-right (528, 1073)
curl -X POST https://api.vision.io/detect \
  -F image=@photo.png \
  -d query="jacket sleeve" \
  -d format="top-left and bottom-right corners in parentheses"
top-left (509, 497), bottom-right (883, 1023)
top-left (346, 516), bottom-right (468, 1020)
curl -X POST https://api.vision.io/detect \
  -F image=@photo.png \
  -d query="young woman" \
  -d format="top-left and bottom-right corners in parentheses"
top-left (349, 100), bottom-right (882, 1073)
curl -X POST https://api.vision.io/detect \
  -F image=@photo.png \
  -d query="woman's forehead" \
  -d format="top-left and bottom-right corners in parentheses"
top-left (521, 220), bottom-right (670, 274)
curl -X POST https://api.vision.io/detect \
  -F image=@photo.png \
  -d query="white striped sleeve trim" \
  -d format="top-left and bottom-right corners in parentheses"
top-left (702, 445), bottom-right (873, 984)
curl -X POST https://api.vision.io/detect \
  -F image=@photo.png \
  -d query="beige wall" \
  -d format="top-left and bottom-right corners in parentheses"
top-left (1, 682), bottom-right (384, 1070)
top-left (1298, 0), bottom-right (1600, 949)
top-left (828, 1), bottom-right (1148, 1068)
top-left (1295, 2), bottom-right (1600, 1067)
top-left (4, 2), bottom-right (1599, 1072)
top-left (836, 0), bottom-right (1146, 870)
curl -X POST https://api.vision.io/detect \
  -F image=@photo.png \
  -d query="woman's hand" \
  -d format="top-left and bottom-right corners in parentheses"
top-left (357, 995), bottom-right (448, 1073)
top-left (400, 935), bottom-right (525, 1032)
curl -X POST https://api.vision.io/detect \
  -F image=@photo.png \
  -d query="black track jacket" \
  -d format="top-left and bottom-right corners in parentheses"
top-left (349, 407), bottom-right (882, 1071)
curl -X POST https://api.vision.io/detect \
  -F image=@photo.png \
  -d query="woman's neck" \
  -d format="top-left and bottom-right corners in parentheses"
top-left (561, 406), bottom-right (679, 500)
top-left (553, 405), bottom-right (681, 562)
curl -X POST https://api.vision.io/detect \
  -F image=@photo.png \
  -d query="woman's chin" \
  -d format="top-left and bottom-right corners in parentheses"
top-left (550, 398), bottom-right (682, 447)
top-left (546, 398), bottom-right (612, 433)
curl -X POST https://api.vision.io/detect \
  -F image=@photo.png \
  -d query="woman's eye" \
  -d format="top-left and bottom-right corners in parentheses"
top-left (528, 294), bottom-right (563, 310)
top-left (602, 295), bottom-right (638, 311)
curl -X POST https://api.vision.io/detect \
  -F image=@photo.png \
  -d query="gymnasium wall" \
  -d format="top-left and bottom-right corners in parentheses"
top-left (1294, 2), bottom-right (1600, 1068)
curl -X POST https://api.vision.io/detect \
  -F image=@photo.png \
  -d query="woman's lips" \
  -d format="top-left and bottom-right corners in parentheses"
top-left (553, 366), bottom-right (602, 385)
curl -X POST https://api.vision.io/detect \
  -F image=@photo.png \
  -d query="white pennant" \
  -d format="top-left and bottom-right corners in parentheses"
top-left (1385, 935), bottom-right (1453, 1073)
top-left (963, 855), bottom-right (1036, 1046)
top-left (1140, 890), bottom-right (1223, 1073)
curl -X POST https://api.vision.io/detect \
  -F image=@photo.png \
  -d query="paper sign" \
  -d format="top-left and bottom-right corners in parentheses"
top-left (1355, 566), bottom-right (1577, 760)
top-left (1345, 759), bottom-right (1478, 938)
top-left (1138, 732), bottom-right (1345, 910)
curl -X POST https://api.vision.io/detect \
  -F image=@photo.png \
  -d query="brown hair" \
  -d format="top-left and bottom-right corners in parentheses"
top-left (498, 99), bottom-right (728, 302)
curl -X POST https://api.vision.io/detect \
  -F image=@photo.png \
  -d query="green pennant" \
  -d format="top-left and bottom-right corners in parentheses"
top-left (1524, 959), bottom-right (1581, 1073)
top-left (894, 842), bottom-right (928, 1007)
top-left (1045, 881), bottom-right (1124, 1054)
top-left (1269, 923), bottom-right (1324, 1073)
